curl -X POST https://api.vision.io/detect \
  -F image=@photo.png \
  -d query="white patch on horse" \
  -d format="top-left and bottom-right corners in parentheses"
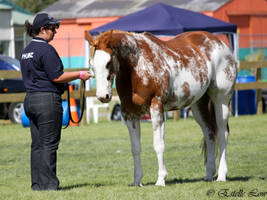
top-left (93, 50), bottom-right (112, 100)
top-left (123, 33), bottom-right (182, 93)
top-left (124, 33), bottom-right (171, 87)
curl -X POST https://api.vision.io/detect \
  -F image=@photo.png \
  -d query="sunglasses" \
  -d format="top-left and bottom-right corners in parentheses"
top-left (44, 24), bottom-right (59, 32)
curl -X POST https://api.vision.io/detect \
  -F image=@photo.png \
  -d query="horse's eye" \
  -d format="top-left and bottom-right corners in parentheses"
top-left (107, 74), bottom-right (113, 81)
top-left (107, 61), bottom-right (112, 69)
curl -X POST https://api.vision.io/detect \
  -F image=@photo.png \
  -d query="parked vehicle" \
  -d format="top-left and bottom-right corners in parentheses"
top-left (0, 55), bottom-right (25, 123)
top-left (262, 89), bottom-right (267, 113)
top-left (110, 103), bottom-right (122, 121)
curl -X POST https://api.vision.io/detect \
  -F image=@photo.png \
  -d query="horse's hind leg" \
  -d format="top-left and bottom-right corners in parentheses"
top-left (150, 98), bottom-right (167, 186)
top-left (125, 119), bottom-right (143, 186)
top-left (212, 95), bottom-right (231, 181)
top-left (191, 94), bottom-right (216, 181)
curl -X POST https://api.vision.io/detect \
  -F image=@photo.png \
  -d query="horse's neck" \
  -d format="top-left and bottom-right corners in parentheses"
top-left (112, 32), bottom-right (167, 75)
top-left (112, 33), bottom-right (139, 70)
top-left (112, 33), bottom-right (138, 53)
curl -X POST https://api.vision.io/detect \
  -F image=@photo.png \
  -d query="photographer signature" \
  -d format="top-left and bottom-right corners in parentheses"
top-left (207, 188), bottom-right (267, 198)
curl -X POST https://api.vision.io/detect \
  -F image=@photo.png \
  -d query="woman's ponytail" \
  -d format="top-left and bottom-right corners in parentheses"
top-left (24, 20), bottom-right (40, 37)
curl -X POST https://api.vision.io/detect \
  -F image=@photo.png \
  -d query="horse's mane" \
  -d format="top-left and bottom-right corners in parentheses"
top-left (94, 30), bottom-right (133, 45)
top-left (93, 30), bottom-right (164, 47)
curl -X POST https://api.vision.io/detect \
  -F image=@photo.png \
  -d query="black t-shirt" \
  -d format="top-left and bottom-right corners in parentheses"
top-left (20, 37), bottom-right (65, 94)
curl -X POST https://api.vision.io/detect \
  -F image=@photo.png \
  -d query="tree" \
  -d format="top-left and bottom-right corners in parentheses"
top-left (10, 0), bottom-right (58, 13)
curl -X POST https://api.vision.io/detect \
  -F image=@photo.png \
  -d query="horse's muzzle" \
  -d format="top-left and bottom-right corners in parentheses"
top-left (98, 94), bottom-right (112, 103)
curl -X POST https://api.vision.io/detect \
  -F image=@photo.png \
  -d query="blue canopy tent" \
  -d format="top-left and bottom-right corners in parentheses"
top-left (85, 3), bottom-right (239, 116)
top-left (89, 3), bottom-right (236, 36)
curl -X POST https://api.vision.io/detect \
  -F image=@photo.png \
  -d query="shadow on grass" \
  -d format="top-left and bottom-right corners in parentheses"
top-left (145, 177), bottom-right (204, 186)
top-left (227, 176), bottom-right (265, 181)
top-left (58, 176), bottom-right (263, 189)
top-left (145, 176), bottom-right (255, 186)
top-left (58, 183), bottom-right (104, 191)
top-left (166, 177), bottom-right (204, 184)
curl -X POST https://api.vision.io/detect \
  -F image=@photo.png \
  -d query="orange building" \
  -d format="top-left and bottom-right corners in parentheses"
top-left (212, 0), bottom-right (267, 37)
top-left (206, 0), bottom-right (267, 60)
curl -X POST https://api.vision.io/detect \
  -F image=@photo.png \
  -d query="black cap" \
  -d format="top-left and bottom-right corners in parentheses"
top-left (32, 13), bottom-right (61, 30)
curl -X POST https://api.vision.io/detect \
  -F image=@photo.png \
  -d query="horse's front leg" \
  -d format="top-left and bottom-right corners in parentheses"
top-left (125, 119), bottom-right (143, 186)
top-left (150, 98), bottom-right (167, 186)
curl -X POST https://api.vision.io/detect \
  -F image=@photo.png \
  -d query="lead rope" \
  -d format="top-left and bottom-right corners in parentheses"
top-left (62, 80), bottom-right (86, 129)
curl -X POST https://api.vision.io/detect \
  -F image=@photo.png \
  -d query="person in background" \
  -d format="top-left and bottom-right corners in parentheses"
top-left (20, 13), bottom-right (91, 191)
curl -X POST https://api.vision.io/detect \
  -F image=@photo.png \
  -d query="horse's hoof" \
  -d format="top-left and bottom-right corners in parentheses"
top-left (130, 183), bottom-right (143, 187)
top-left (216, 177), bottom-right (226, 182)
top-left (155, 180), bottom-right (165, 187)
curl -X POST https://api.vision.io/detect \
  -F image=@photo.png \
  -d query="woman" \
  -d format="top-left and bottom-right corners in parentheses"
top-left (20, 13), bottom-right (91, 191)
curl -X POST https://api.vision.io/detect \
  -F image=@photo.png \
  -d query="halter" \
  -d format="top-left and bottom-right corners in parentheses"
top-left (89, 44), bottom-right (117, 79)
top-left (89, 45), bottom-right (96, 77)
top-left (90, 45), bottom-right (96, 61)
top-left (88, 45), bottom-right (116, 77)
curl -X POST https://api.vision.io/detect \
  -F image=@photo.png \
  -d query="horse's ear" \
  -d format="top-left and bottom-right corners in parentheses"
top-left (105, 29), bottom-right (113, 49)
top-left (85, 30), bottom-right (94, 45)
top-left (107, 29), bottom-right (113, 39)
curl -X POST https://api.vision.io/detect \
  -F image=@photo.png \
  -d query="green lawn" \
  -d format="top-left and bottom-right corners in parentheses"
top-left (0, 115), bottom-right (267, 200)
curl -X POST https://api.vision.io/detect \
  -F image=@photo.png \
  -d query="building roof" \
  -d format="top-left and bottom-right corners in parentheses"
top-left (0, 0), bottom-right (34, 25)
top-left (0, 2), bottom-right (12, 10)
top-left (44, 0), bottom-right (231, 19)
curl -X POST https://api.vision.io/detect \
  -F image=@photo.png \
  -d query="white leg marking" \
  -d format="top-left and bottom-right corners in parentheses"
top-left (214, 102), bottom-right (229, 182)
top-left (150, 105), bottom-right (167, 186)
top-left (125, 119), bottom-right (143, 186)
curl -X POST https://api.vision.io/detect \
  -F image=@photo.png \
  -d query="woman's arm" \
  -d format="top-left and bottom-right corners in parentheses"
top-left (53, 71), bottom-right (91, 83)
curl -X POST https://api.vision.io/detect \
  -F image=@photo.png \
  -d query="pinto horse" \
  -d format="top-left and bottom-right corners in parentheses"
top-left (86, 30), bottom-right (236, 186)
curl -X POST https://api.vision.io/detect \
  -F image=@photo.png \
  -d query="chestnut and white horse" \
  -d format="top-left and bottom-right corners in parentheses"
top-left (86, 30), bottom-right (236, 186)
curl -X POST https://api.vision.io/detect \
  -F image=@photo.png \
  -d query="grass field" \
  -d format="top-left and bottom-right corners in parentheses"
top-left (0, 114), bottom-right (267, 200)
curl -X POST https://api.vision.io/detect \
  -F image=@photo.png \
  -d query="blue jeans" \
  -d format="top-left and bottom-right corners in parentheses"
top-left (24, 92), bottom-right (62, 190)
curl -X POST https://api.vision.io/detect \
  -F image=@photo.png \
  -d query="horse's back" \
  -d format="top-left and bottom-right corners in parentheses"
top-left (167, 31), bottom-right (217, 42)
top-left (169, 31), bottom-right (236, 80)
top-left (166, 31), bottom-right (223, 53)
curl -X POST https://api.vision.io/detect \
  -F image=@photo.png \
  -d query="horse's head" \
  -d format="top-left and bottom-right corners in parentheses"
top-left (85, 30), bottom-right (117, 103)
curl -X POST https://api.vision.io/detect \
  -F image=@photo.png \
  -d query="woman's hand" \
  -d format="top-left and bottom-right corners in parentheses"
top-left (79, 71), bottom-right (92, 81)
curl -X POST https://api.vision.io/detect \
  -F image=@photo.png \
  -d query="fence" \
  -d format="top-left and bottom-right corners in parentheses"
top-left (235, 61), bottom-right (267, 115)
top-left (0, 68), bottom-right (114, 103)
top-left (1, 61), bottom-right (267, 121)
